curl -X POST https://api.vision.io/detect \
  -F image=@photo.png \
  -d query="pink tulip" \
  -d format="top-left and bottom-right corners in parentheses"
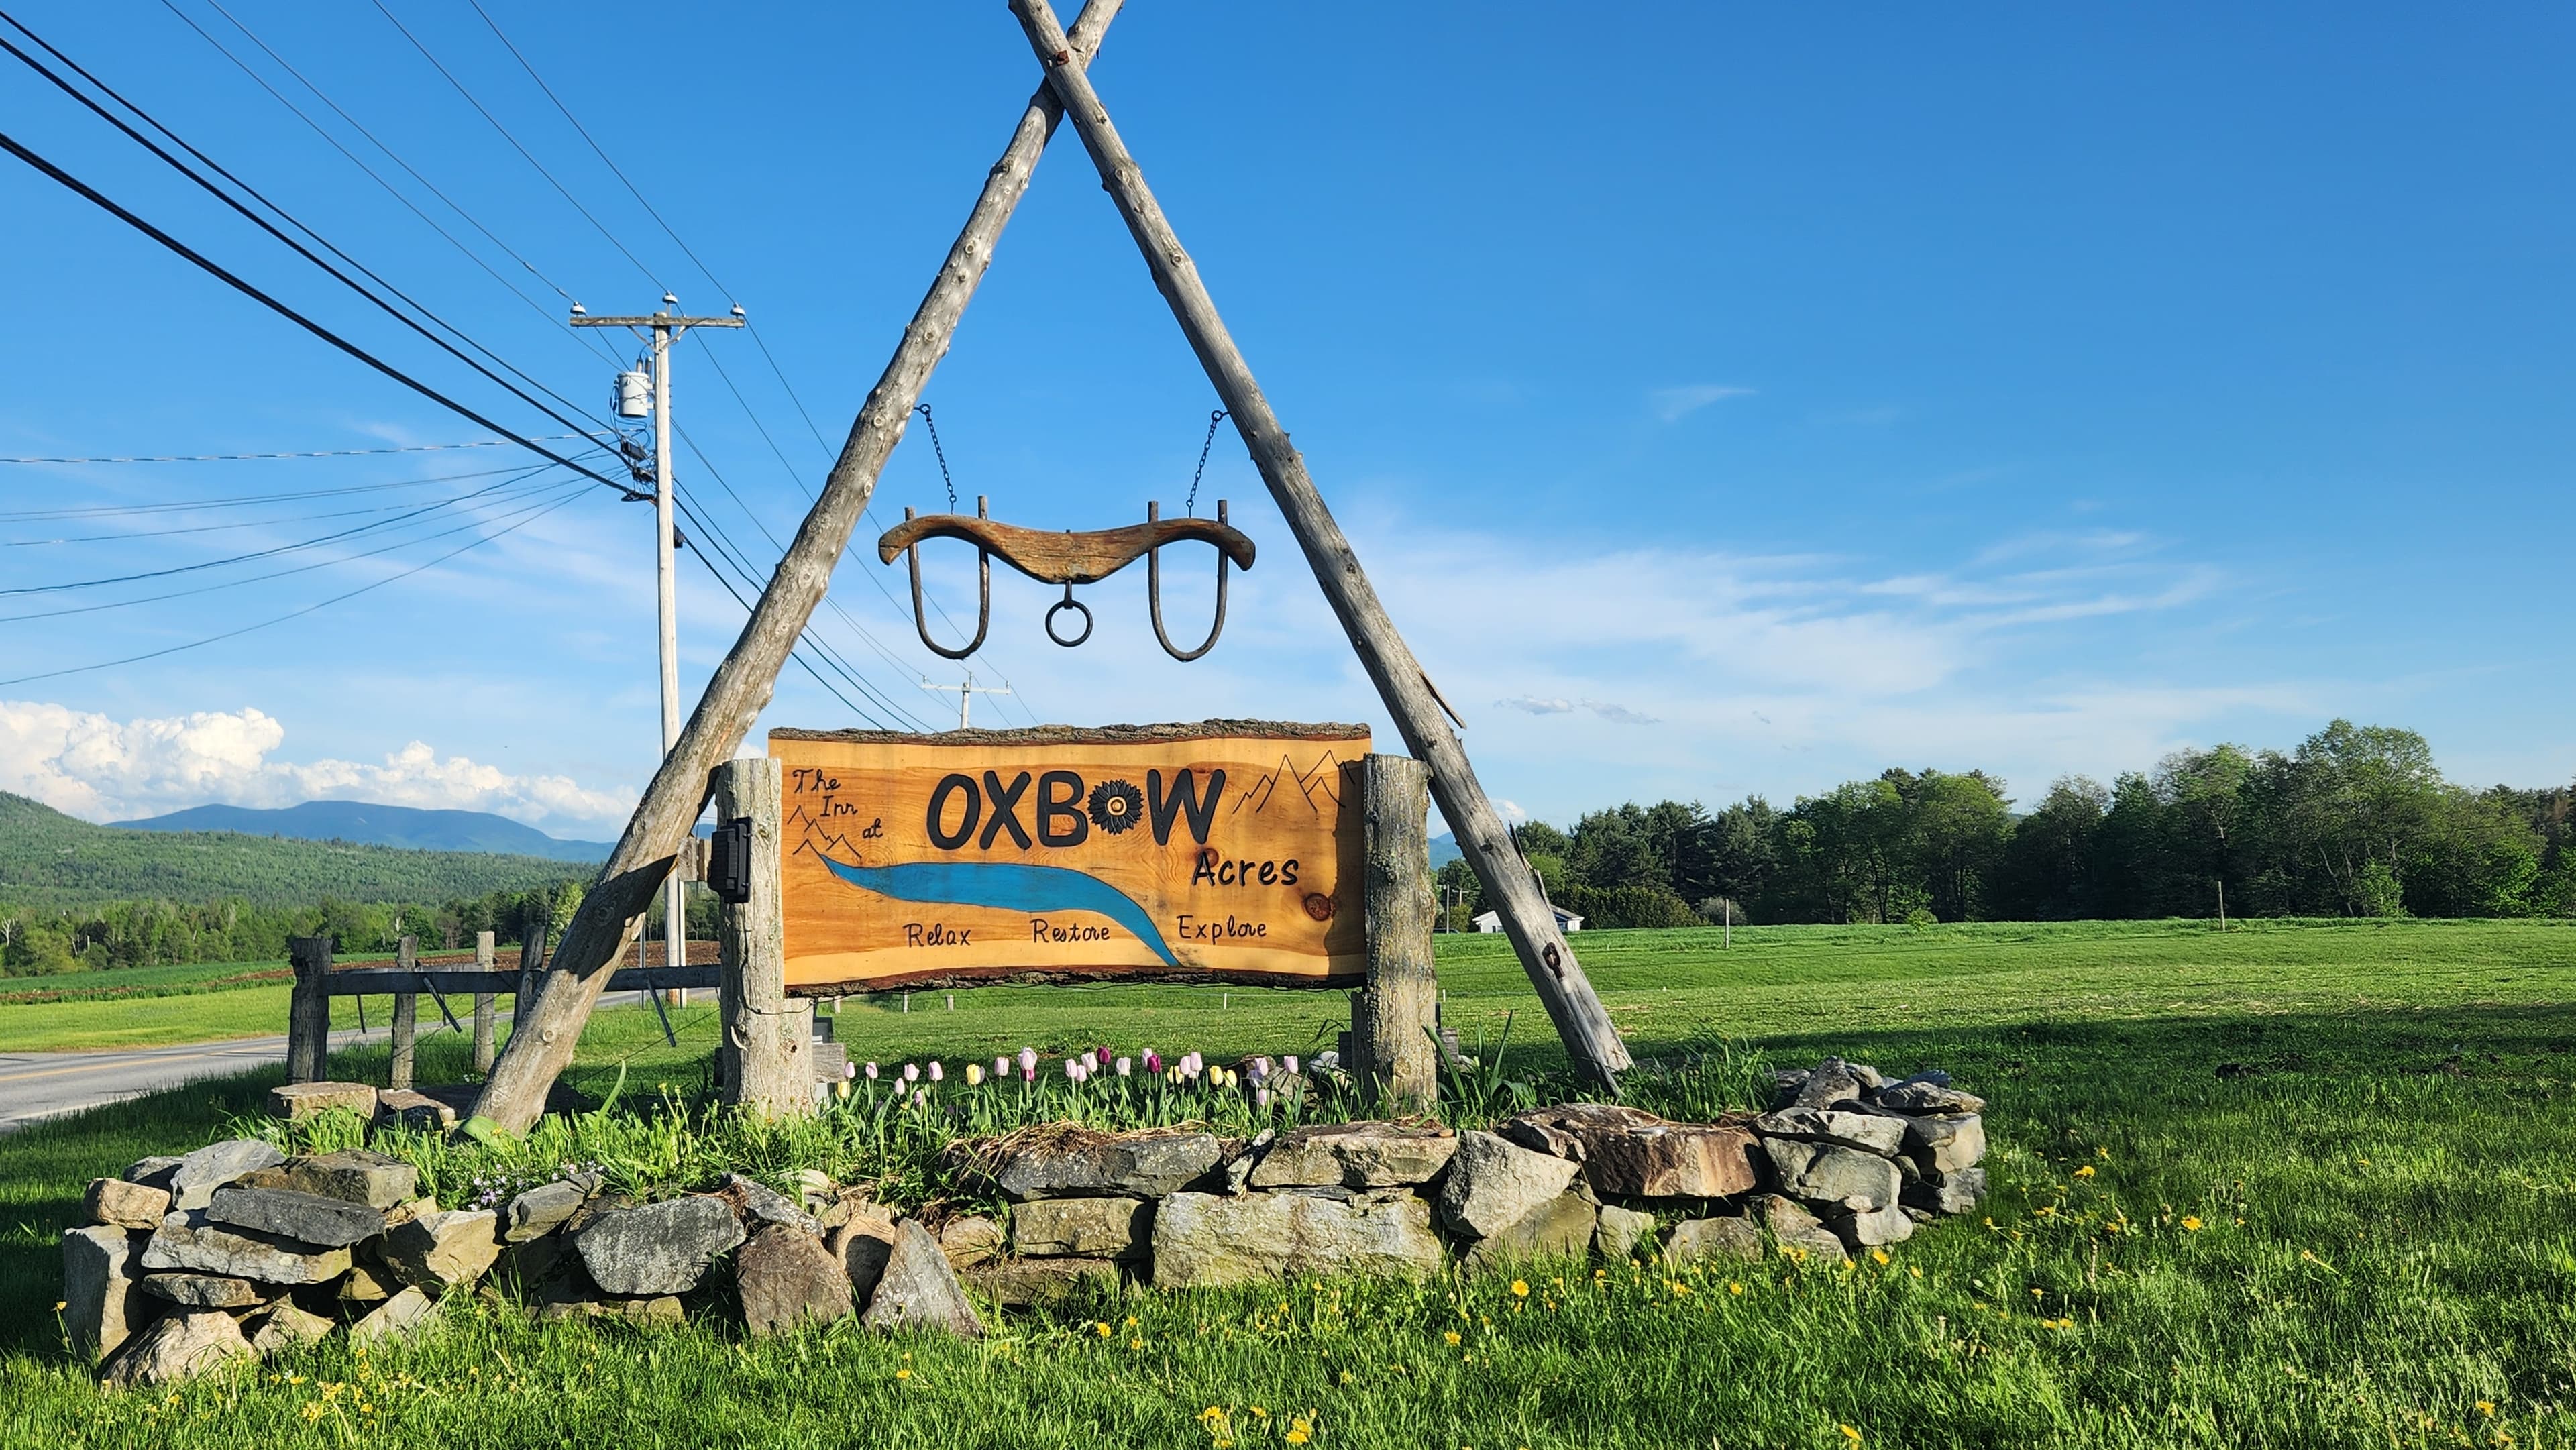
top-left (928, 1061), bottom-right (944, 1083)
top-left (1115, 1056), bottom-right (1133, 1077)
top-left (1018, 1046), bottom-right (1039, 1074)
top-left (863, 1061), bottom-right (879, 1081)
top-left (1284, 1056), bottom-right (1300, 1076)
top-left (1143, 1050), bottom-right (1163, 1074)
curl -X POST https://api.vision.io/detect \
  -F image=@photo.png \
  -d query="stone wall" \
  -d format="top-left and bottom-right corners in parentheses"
top-left (62, 1056), bottom-right (1984, 1387)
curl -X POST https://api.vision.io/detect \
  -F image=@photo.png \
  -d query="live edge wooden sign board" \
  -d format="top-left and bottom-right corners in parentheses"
top-left (770, 722), bottom-right (1370, 992)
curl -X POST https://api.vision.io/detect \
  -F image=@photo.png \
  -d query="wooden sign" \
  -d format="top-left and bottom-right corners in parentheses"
top-left (770, 722), bottom-right (1370, 991)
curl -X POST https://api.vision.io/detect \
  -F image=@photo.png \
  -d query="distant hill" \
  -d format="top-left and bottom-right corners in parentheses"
top-left (1430, 832), bottom-right (1461, 869)
top-left (0, 791), bottom-right (582, 911)
top-left (119, 801), bottom-right (612, 863)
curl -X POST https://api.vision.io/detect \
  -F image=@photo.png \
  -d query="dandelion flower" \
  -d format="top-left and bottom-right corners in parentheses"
top-left (896, 1368), bottom-right (912, 1381)
top-left (1095, 1321), bottom-right (1112, 1337)
top-left (1510, 1280), bottom-right (1529, 1298)
top-left (2074, 1165), bottom-right (2096, 1178)
top-left (1841, 1427), bottom-right (1863, 1444)
top-left (1728, 1282), bottom-right (1743, 1295)
top-left (2181, 1216), bottom-right (2204, 1231)
top-left (1444, 1331), bottom-right (1462, 1346)
top-left (1870, 1249), bottom-right (1890, 1265)
top-left (2479, 1402), bottom-right (2497, 1416)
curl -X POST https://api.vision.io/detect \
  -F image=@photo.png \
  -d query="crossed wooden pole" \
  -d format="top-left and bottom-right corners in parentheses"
top-left (470, 0), bottom-right (1629, 1134)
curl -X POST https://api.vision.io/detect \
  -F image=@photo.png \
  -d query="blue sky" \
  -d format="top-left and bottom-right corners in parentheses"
top-left (1, 3), bottom-right (2569, 838)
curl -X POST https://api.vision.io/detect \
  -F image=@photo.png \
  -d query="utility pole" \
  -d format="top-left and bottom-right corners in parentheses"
top-left (920, 672), bottom-right (1011, 730)
top-left (574, 296), bottom-right (743, 1005)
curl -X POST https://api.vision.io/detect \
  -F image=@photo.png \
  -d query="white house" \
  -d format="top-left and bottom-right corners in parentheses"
top-left (1471, 905), bottom-right (1583, 934)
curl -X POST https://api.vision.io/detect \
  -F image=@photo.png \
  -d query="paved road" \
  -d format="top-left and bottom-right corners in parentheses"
top-left (0, 1028), bottom-right (389, 1134)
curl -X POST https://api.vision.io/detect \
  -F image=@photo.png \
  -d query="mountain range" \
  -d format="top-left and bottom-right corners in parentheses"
top-left (117, 801), bottom-right (612, 862)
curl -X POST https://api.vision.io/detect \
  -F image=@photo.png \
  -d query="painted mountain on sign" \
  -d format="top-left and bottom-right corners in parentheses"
top-left (116, 801), bottom-right (612, 863)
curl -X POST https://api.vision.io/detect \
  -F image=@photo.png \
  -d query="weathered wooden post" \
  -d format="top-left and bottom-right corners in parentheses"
top-left (388, 934), bottom-right (418, 1091)
top-left (467, 0), bottom-right (1128, 1134)
top-left (714, 757), bottom-right (811, 1117)
top-left (1007, 0), bottom-right (1632, 1084)
top-left (515, 901), bottom-right (549, 1025)
top-left (1354, 754), bottom-right (1438, 1113)
top-left (286, 934), bottom-right (333, 1083)
top-left (472, 930), bottom-right (498, 1074)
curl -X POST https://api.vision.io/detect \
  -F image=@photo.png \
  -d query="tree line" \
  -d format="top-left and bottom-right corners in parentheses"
top-left (0, 881), bottom-right (590, 976)
top-left (1434, 720), bottom-right (2576, 929)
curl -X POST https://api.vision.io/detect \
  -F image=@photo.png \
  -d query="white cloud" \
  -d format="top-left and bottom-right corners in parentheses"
top-left (0, 700), bottom-right (633, 831)
top-left (1496, 695), bottom-right (1576, 715)
top-left (1648, 384), bottom-right (1754, 423)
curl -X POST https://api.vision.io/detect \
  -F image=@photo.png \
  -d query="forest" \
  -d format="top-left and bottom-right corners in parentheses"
top-left (1436, 720), bottom-right (2576, 929)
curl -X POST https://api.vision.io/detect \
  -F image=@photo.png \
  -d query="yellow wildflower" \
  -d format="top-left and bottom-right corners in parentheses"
top-left (1510, 1279), bottom-right (1529, 1298)
top-left (1841, 1427), bottom-right (1863, 1444)
top-left (2074, 1165), bottom-right (2096, 1178)
top-left (895, 1368), bottom-right (912, 1381)
top-left (2479, 1403), bottom-right (2497, 1417)
top-left (1095, 1320), bottom-right (1113, 1337)
top-left (1444, 1331), bottom-right (1462, 1346)
top-left (1728, 1282), bottom-right (1743, 1295)
top-left (1870, 1249), bottom-right (1890, 1266)
top-left (1287, 1417), bottom-right (1314, 1445)
top-left (2181, 1216), bottom-right (2204, 1231)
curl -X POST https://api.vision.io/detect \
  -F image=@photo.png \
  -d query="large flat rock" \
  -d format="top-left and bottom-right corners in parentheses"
top-left (268, 1081), bottom-right (378, 1123)
top-left (1501, 1105), bottom-right (1758, 1199)
top-left (164, 1139), bottom-right (286, 1212)
top-left (1152, 1191), bottom-right (1444, 1289)
top-left (963, 1256), bottom-right (1120, 1308)
top-left (380, 1207), bottom-right (502, 1294)
top-left (142, 1211), bottom-right (351, 1285)
top-left (99, 1310), bottom-right (253, 1388)
top-left (1011, 1197), bottom-right (1150, 1260)
top-left (1460, 1192), bottom-right (1596, 1274)
top-left (85, 1178), bottom-right (171, 1231)
top-left (207, 1187), bottom-right (387, 1249)
top-left (282, 1150), bottom-right (417, 1209)
top-left (1248, 1123), bottom-right (1458, 1190)
top-left (1762, 1139), bottom-right (1900, 1213)
top-left (575, 1196), bottom-right (742, 1297)
top-left (994, 1130), bottom-right (1222, 1201)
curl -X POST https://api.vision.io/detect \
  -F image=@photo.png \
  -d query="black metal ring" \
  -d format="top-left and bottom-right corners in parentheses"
top-left (1044, 592), bottom-right (1093, 647)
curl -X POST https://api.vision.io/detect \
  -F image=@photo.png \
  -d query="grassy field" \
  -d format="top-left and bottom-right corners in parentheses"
top-left (0, 952), bottom-right (464, 1052)
top-left (3, 919), bottom-right (2571, 1447)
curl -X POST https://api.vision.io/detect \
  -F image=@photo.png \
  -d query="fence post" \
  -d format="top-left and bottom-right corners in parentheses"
top-left (515, 901), bottom-right (549, 1028)
top-left (286, 934), bottom-right (333, 1082)
top-left (388, 934), bottom-right (419, 1091)
top-left (472, 930), bottom-right (498, 1074)
top-left (714, 756), bottom-right (811, 1117)
top-left (1356, 753), bottom-right (1439, 1113)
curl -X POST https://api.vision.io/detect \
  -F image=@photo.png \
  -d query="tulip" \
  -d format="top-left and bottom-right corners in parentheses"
top-left (965, 1062), bottom-right (984, 1086)
top-left (834, 1079), bottom-right (851, 1101)
top-left (1022, 1064), bottom-right (1037, 1083)
top-left (864, 1061), bottom-right (879, 1081)
top-left (1115, 1056), bottom-right (1133, 1077)
top-left (912, 1087), bottom-right (930, 1108)
top-left (1249, 1057), bottom-right (1271, 1081)
top-left (1143, 1050), bottom-right (1163, 1075)
top-left (1018, 1046), bottom-right (1039, 1074)
top-left (1065, 1058), bottom-right (1080, 1079)
top-left (843, 1062), bottom-right (857, 1081)
top-left (1096, 1045), bottom-right (1113, 1065)
top-left (994, 1056), bottom-right (1012, 1081)
top-left (902, 1062), bottom-right (920, 1084)
top-left (1284, 1055), bottom-right (1300, 1076)
top-left (1256, 1086), bottom-right (1273, 1109)
top-left (928, 1061), bottom-right (945, 1083)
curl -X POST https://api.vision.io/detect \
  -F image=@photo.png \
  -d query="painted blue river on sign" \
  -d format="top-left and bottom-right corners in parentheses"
top-left (818, 857), bottom-right (1183, 968)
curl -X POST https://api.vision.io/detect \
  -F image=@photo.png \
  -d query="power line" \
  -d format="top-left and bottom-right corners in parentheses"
top-left (366, 0), bottom-right (661, 292)
top-left (0, 435), bottom-right (585, 465)
top-left (0, 459), bottom-right (588, 520)
top-left (0, 127), bottom-right (645, 502)
top-left (6, 477), bottom-right (569, 547)
top-left (0, 479), bottom-right (591, 687)
top-left (0, 468), bottom-right (584, 624)
top-left (0, 19), bottom-right (625, 461)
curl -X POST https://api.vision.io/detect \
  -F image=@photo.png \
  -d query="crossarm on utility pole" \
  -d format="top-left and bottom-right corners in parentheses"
top-left (467, 0), bottom-right (1128, 1134)
top-left (1006, 0), bottom-right (1631, 1083)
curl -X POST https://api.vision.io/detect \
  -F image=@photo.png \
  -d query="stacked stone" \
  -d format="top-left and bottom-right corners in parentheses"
top-left (63, 1148), bottom-right (989, 1389)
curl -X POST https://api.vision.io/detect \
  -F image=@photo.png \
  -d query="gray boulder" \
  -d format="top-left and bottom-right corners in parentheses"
top-left (142, 1211), bottom-right (351, 1284)
top-left (165, 1139), bottom-right (286, 1211)
top-left (861, 1221), bottom-right (983, 1338)
top-left (938, 1215), bottom-right (1004, 1270)
top-left (505, 1181), bottom-right (589, 1243)
top-left (139, 1273), bottom-right (270, 1310)
top-left (1460, 1192), bottom-right (1596, 1274)
top-left (1594, 1203), bottom-right (1656, 1262)
top-left (380, 1208), bottom-right (502, 1294)
top-left (718, 1173), bottom-right (822, 1237)
top-left (62, 1224), bottom-right (146, 1360)
top-left (1827, 1204), bottom-right (1915, 1249)
top-left (1876, 1080), bottom-right (1985, 1116)
top-left (1152, 1191), bottom-right (1445, 1289)
top-left (282, 1150), bottom-right (417, 1209)
top-left (1748, 1193), bottom-right (1850, 1262)
top-left (1902, 1165), bottom-right (1988, 1216)
top-left (207, 1187), bottom-right (387, 1249)
top-left (1898, 1114), bottom-right (1987, 1176)
top-left (735, 1224), bottom-right (852, 1336)
top-left (1750, 1107), bottom-right (1907, 1156)
top-left (1438, 1131), bottom-right (1580, 1239)
top-left (125, 1156), bottom-right (184, 1194)
top-left (374, 1088), bottom-right (458, 1133)
top-left (994, 1130), bottom-right (1222, 1200)
top-left (1762, 1139), bottom-right (1900, 1213)
top-left (350, 1286), bottom-right (438, 1345)
top-left (1663, 1215), bottom-right (1764, 1266)
top-left (99, 1309), bottom-right (253, 1388)
top-left (85, 1178), bottom-right (172, 1231)
top-left (338, 1258), bottom-right (398, 1304)
top-left (576, 1196), bottom-right (743, 1297)
top-left (1248, 1123), bottom-right (1458, 1190)
top-left (1783, 1057), bottom-right (1865, 1111)
top-left (1011, 1197), bottom-right (1151, 1260)
top-left (249, 1301), bottom-right (335, 1355)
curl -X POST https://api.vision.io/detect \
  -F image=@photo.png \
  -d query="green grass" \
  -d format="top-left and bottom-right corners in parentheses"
top-left (4, 919), bottom-right (2573, 1447)
top-left (0, 953), bottom-right (454, 1052)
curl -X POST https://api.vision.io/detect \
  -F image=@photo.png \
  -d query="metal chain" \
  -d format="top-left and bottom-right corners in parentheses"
top-left (1185, 408), bottom-right (1228, 517)
top-left (914, 403), bottom-right (957, 512)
